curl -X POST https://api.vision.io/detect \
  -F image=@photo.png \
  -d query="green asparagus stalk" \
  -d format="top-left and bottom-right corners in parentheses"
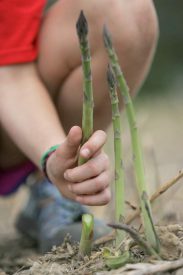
top-left (79, 214), bottom-right (94, 257)
top-left (107, 66), bottom-right (125, 247)
top-left (103, 26), bottom-right (159, 251)
top-left (76, 10), bottom-right (94, 166)
top-left (76, 11), bottom-right (94, 257)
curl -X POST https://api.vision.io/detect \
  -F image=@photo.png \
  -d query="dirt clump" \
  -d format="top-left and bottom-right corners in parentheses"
top-left (157, 224), bottom-right (183, 260)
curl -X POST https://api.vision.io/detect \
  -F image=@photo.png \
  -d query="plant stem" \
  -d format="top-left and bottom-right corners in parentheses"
top-left (76, 11), bottom-right (94, 257)
top-left (107, 66), bottom-right (125, 247)
top-left (79, 214), bottom-right (94, 257)
top-left (103, 25), bottom-right (159, 251)
top-left (76, 10), bottom-right (94, 166)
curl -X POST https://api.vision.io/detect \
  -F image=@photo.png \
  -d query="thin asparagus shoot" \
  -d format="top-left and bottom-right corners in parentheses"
top-left (76, 11), bottom-right (94, 257)
top-left (76, 10), bottom-right (94, 166)
top-left (103, 25), bottom-right (159, 251)
top-left (107, 65), bottom-right (125, 247)
top-left (79, 214), bottom-right (94, 257)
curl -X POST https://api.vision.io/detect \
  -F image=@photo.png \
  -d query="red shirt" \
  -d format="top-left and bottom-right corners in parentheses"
top-left (0, 0), bottom-right (46, 66)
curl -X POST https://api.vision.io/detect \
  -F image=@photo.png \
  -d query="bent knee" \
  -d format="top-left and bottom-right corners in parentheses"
top-left (133, 0), bottom-right (159, 53)
top-left (110, 0), bottom-right (159, 55)
top-left (107, 0), bottom-right (159, 93)
top-left (39, 0), bottom-right (159, 99)
top-left (84, 0), bottom-right (159, 49)
top-left (80, 0), bottom-right (159, 90)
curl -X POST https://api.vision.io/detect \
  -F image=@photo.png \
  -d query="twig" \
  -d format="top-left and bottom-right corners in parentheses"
top-left (96, 259), bottom-right (183, 275)
top-left (151, 170), bottom-right (183, 201)
top-left (124, 259), bottom-right (183, 275)
top-left (126, 170), bottom-right (183, 224)
top-left (108, 223), bottom-right (161, 260)
top-left (125, 200), bottom-right (138, 211)
top-left (94, 230), bottom-right (115, 246)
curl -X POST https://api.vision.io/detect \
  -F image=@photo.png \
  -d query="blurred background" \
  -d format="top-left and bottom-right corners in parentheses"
top-left (0, 0), bottom-right (183, 261)
top-left (142, 0), bottom-right (183, 95)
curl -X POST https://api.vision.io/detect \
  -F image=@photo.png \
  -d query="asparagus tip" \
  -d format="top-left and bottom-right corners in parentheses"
top-left (107, 64), bottom-right (116, 89)
top-left (103, 24), bottom-right (113, 49)
top-left (76, 10), bottom-right (88, 39)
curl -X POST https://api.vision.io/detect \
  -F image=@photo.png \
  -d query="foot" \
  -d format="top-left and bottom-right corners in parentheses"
top-left (15, 178), bottom-right (111, 253)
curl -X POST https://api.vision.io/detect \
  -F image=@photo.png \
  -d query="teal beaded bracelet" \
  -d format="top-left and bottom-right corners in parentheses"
top-left (40, 144), bottom-right (60, 179)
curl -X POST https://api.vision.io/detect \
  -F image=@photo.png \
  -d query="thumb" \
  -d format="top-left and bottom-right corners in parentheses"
top-left (56, 126), bottom-right (82, 160)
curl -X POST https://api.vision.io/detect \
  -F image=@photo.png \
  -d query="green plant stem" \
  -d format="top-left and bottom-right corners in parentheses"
top-left (103, 26), bottom-right (159, 252)
top-left (79, 214), bottom-right (94, 257)
top-left (107, 66), bottom-right (125, 247)
top-left (76, 11), bottom-right (94, 257)
top-left (76, 10), bottom-right (94, 166)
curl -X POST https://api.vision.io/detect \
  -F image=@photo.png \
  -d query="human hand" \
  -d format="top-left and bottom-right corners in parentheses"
top-left (46, 126), bottom-right (111, 206)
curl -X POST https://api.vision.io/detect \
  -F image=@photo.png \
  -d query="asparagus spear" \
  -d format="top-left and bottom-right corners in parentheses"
top-left (76, 10), bottom-right (94, 166)
top-left (103, 26), bottom-right (159, 251)
top-left (76, 10), bottom-right (94, 256)
top-left (107, 66), bottom-right (125, 247)
top-left (79, 214), bottom-right (94, 257)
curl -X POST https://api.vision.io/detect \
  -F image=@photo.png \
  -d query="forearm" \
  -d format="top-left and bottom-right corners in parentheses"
top-left (0, 63), bottom-right (65, 167)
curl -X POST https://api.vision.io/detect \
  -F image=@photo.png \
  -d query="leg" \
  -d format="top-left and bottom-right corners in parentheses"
top-left (38, 0), bottom-right (159, 132)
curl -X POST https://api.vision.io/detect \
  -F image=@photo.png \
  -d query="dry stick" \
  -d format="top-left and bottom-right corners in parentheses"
top-left (126, 170), bottom-right (183, 224)
top-left (123, 258), bottom-right (183, 275)
top-left (103, 25), bottom-right (159, 251)
top-left (108, 223), bottom-right (161, 260)
top-left (103, 259), bottom-right (183, 275)
top-left (94, 230), bottom-right (115, 246)
top-left (125, 200), bottom-right (138, 211)
top-left (107, 66), bottom-right (126, 247)
top-left (76, 10), bottom-right (94, 257)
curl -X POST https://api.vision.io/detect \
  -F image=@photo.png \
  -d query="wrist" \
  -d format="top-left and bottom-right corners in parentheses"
top-left (40, 144), bottom-right (60, 180)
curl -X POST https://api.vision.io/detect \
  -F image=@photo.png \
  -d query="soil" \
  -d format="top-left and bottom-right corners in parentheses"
top-left (0, 236), bottom-right (38, 275)
top-left (1, 225), bottom-right (183, 275)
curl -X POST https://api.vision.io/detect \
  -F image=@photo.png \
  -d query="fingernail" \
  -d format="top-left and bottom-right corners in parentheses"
top-left (81, 148), bottom-right (90, 158)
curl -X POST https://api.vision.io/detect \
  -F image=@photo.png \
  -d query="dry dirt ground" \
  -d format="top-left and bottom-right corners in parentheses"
top-left (1, 93), bottom-right (183, 274)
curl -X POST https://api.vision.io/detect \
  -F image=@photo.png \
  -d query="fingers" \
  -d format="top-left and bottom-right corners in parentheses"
top-left (75, 187), bottom-right (111, 206)
top-left (47, 126), bottom-right (82, 179)
top-left (68, 170), bottom-right (111, 195)
top-left (56, 126), bottom-right (82, 159)
top-left (64, 152), bottom-right (109, 183)
top-left (79, 130), bottom-right (107, 159)
top-left (48, 127), bottom-right (111, 206)
top-left (63, 150), bottom-right (111, 206)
